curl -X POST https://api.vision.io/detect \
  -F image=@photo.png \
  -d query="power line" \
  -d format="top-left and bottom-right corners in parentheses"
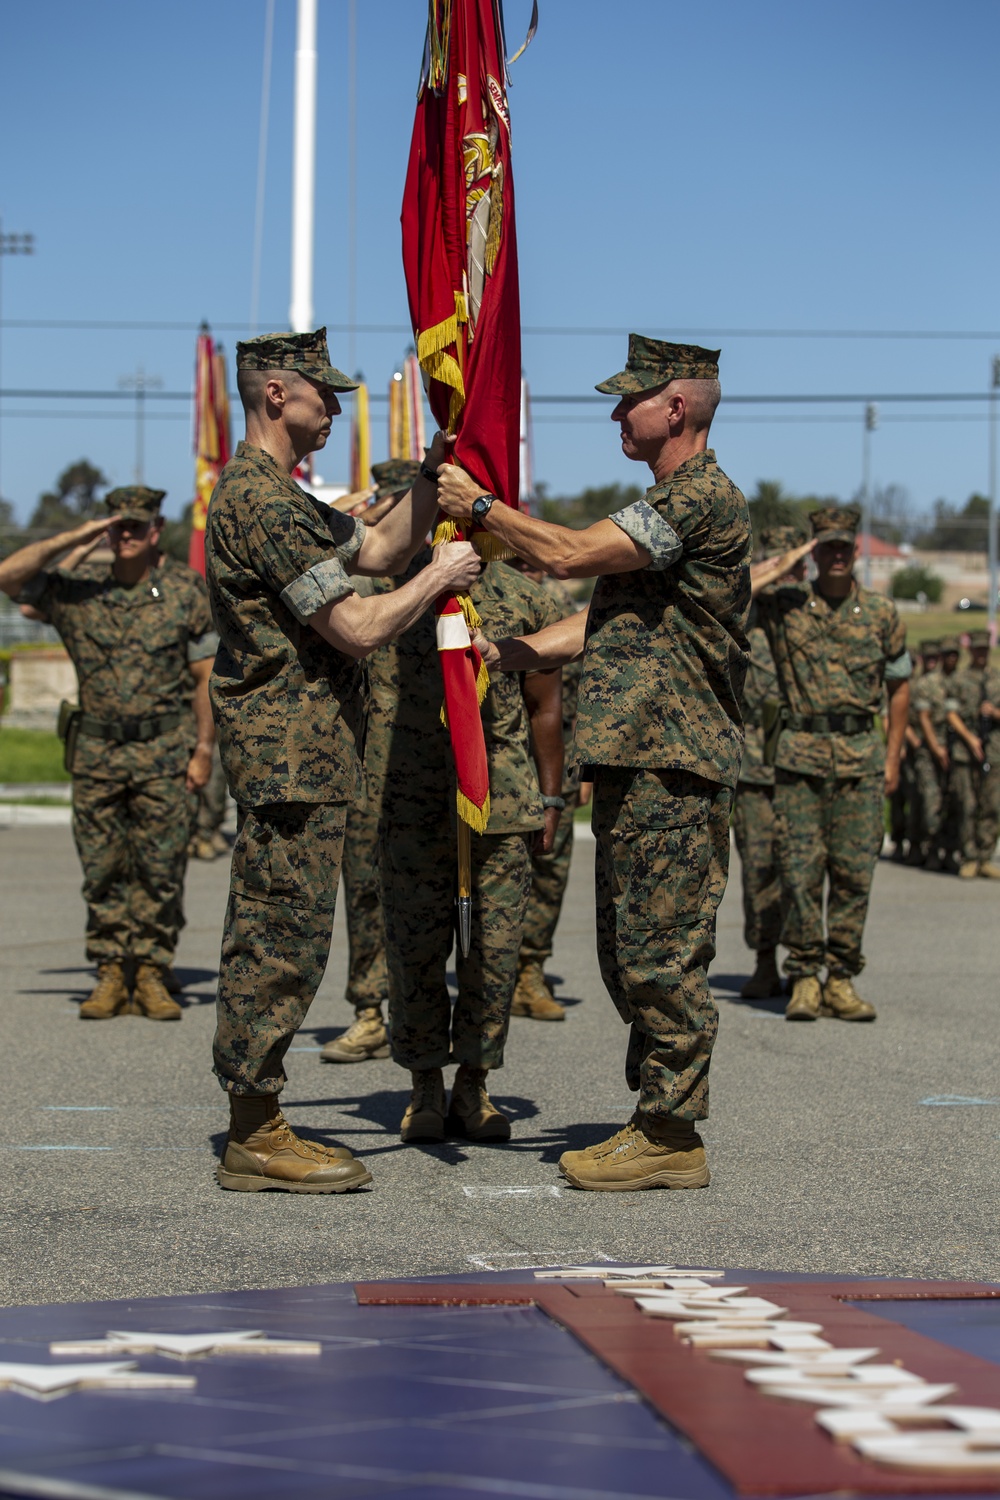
top-left (1, 387), bottom-right (996, 406)
top-left (3, 318), bottom-right (1000, 341)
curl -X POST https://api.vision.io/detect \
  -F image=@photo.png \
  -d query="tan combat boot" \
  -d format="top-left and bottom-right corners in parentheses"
top-left (132, 963), bottom-right (183, 1021)
top-left (321, 1007), bottom-right (390, 1063)
top-left (446, 1065), bottom-right (511, 1142)
top-left (511, 962), bottom-right (565, 1021)
top-left (740, 949), bottom-right (781, 999)
top-left (79, 962), bottom-right (130, 1020)
top-left (978, 861), bottom-right (1000, 880)
top-left (162, 967), bottom-right (182, 995)
top-left (209, 829), bottom-right (230, 856)
top-left (400, 1068), bottom-right (447, 1142)
top-left (217, 1095), bottom-right (370, 1194)
top-left (821, 975), bottom-right (877, 1022)
top-left (785, 975), bottom-right (822, 1021)
top-left (958, 860), bottom-right (980, 879)
top-left (559, 1117), bottom-right (709, 1192)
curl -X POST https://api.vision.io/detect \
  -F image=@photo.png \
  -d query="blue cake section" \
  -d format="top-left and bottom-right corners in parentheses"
top-left (0, 1271), bottom-right (995, 1499)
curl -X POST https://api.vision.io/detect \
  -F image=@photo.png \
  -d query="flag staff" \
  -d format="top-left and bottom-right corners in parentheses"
top-left (290, 0), bottom-right (317, 333)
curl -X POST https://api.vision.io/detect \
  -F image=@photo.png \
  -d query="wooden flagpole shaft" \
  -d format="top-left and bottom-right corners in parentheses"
top-left (456, 819), bottom-right (472, 957)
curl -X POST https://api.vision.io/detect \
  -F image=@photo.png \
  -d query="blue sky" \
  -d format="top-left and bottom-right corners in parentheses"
top-left (2, 0), bottom-right (999, 524)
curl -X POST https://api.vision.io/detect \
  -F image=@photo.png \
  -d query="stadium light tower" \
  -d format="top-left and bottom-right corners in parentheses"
top-left (0, 222), bottom-right (35, 510)
top-left (861, 403), bottom-right (878, 589)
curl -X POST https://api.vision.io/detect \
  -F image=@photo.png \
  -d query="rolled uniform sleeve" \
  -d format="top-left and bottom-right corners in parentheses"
top-left (185, 571), bottom-right (219, 662)
top-left (885, 648), bottom-right (913, 682)
top-left (15, 570), bottom-right (57, 620)
top-left (249, 499), bottom-right (366, 625)
top-left (883, 605), bottom-right (912, 681)
top-left (609, 499), bottom-right (683, 570)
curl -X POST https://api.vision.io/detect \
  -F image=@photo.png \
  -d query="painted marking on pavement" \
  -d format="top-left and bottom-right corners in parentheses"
top-left (920, 1095), bottom-right (999, 1107)
top-left (462, 1186), bottom-right (562, 1199)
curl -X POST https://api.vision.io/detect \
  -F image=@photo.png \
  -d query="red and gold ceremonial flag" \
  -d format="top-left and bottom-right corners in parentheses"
top-left (388, 352), bottom-right (428, 461)
top-left (401, 0), bottom-right (533, 831)
top-left (189, 327), bottom-right (231, 577)
top-left (349, 380), bottom-right (371, 493)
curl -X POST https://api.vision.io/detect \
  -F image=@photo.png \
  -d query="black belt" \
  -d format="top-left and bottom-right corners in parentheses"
top-left (78, 712), bottom-right (182, 744)
top-left (785, 712), bottom-right (874, 735)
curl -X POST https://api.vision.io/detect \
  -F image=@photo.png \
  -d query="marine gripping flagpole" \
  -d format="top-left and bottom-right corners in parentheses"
top-left (401, 0), bottom-right (535, 956)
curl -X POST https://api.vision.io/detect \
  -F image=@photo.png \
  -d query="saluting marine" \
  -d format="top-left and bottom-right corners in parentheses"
top-left (0, 486), bottom-right (217, 1022)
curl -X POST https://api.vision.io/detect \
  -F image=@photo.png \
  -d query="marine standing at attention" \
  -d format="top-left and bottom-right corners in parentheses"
top-left (0, 486), bottom-right (217, 1021)
top-left (437, 336), bottom-right (751, 1192)
top-left (205, 329), bottom-right (479, 1195)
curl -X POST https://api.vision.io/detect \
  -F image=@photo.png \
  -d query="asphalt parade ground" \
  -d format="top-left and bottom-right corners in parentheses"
top-left (1, 816), bottom-right (997, 1309)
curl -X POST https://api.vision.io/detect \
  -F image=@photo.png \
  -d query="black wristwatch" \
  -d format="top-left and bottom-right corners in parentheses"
top-left (419, 462), bottom-right (439, 484)
top-left (472, 493), bottom-right (498, 522)
top-left (541, 795), bottom-right (566, 811)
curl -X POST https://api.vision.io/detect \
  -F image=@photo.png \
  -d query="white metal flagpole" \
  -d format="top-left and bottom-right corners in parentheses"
top-left (290, 0), bottom-right (317, 333)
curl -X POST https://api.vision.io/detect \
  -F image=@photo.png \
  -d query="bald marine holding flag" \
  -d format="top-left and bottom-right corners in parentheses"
top-left (437, 335), bottom-right (752, 1192)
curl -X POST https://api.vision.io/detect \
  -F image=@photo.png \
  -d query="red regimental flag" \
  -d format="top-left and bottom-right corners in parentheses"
top-left (189, 329), bottom-right (230, 577)
top-left (401, 0), bottom-right (530, 831)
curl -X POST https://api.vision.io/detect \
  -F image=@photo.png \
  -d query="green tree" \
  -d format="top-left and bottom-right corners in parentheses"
top-left (914, 494), bottom-right (989, 552)
top-left (539, 482), bottom-right (643, 530)
top-left (29, 460), bottom-right (108, 531)
top-left (890, 564), bottom-right (943, 604)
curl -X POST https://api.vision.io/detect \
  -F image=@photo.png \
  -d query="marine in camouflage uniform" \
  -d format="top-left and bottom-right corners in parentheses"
top-left (205, 328), bottom-right (479, 1194)
top-left (901, 639), bottom-right (942, 865)
top-left (436, 335), bottom-right (752, 1191)
top-left (513, 574), bottom-right (583, 1022)
top-left (1, 486), bottom-right (217, 1022)
top-left (732, 523), bottom-right (803, 999)
top-left (367, 555), bottom-right (564, 1142)
top-left (916, 635), bottom-right (963, 868)
top-left (322, 460), bottom-right (421, 1066)
top-left (946, 629), bottom-right (1000, 878)
top-left (754, 505), bottom-right (912, 1023)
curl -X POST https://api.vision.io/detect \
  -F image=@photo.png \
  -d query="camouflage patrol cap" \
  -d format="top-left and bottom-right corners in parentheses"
top-left (236, 327), bottom-right (357, 392)
top-left (919, 638), bottom-right (942, 655)
top-left (809, 504), bottom-right (861, 545)
top-left (759, 524), bottom-right (804, 556)
top-left (595, 334), bottom-right (721, 395)
top-left (105, 486), bottom-right (167, 521)
top-left (939, 635), bottom-right (961, 654)
top-left (967, 628), bottom-right (991, 650)
top-left (371, 458), bottom-right (420, 500)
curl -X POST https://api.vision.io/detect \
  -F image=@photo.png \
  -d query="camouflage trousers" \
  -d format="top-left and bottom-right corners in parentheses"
top-left (773, 771), bottom-right (884, 979)
top-left (731, 782), bottom-right (783, 953)
top-left (196, 743), bottom-right (229, 836)
top-left (340, 788), bottom-right (388, 1011)
top-left (73, 773), bottom-right (196, 968)
top-left (517, 793), bottom-right (578, 969)
top-left (381, 820), bottom-right (532, 1072)
top-left (950, 758), bottom-right (1000, 865)
top-left (593, 767), bottom-right (731, 1129)
top-left (903, 746), bottom-right (944, 857)
top-left (213, 802), bottom-right (346, 1096)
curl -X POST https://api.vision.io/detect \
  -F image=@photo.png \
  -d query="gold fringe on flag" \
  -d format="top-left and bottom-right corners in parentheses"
top-left (433, 517), bottom-right (459, 545)
top-left (473, 533), bottom-right (516, 563)
top-left (456, 788), bottom-right (490, 835)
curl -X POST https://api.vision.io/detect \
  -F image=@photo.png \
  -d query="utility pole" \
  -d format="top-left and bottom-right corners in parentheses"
top-left (0, 221), bottom-right (35, 510)
top-left (861, 402), bottom-right (878, 589)
top-left (290, 0), bottom-right (317, 334)
top-left (989, 356), bottom-right (1000, 645)
top-left (118, 367), bottom-right (163, 484)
